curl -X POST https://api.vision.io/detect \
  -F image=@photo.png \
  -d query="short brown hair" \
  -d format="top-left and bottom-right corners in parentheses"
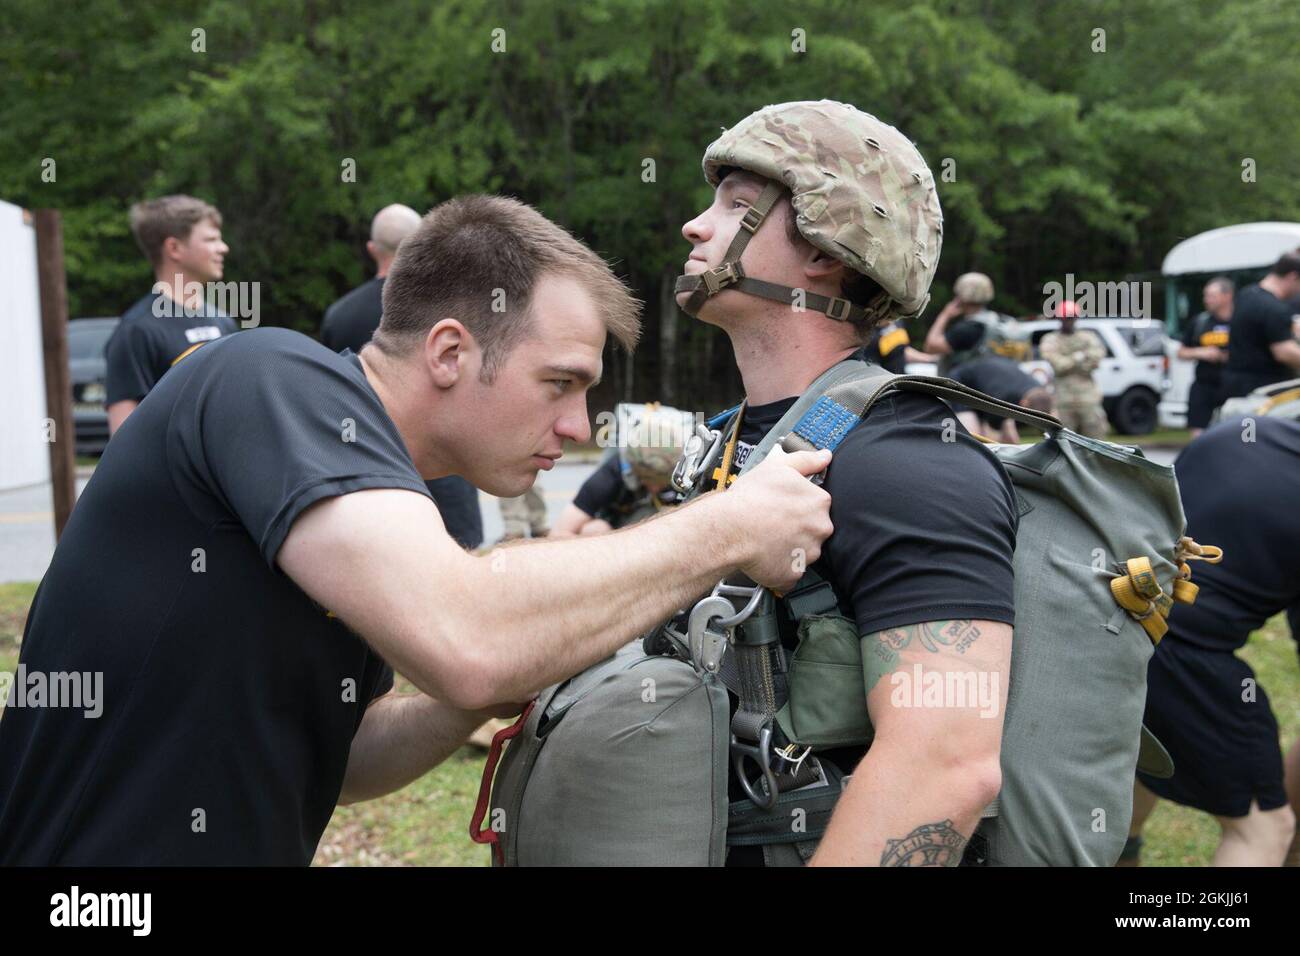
top-left (375, 195), bottom-right (641, 381)
top-left (129, 195), bottom-right (222, 267)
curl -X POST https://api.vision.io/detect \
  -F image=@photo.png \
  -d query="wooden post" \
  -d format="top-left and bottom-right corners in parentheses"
top-left (34, 209), bottom-right (77, 540)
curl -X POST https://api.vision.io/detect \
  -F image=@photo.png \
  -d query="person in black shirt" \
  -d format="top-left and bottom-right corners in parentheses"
top-left (1222, 253), bottom-right (1300, 399)
top-left (1125, 416), bottom-right (1300, 866)
top-left (320, 204), bottom-right (421, 353)
top-left (863, 321), bottom-right (910, 373)
top-left (0, 195), bottom-right (833, 865)
top-left (946, 354), bottom-right (1055, 443)
top-left (321, 203), bottom-right (483, 549)
top-left (677, 102), bottom-right (1013, 867)
top-left (1178, 277), bottom-right (1234, 436)
top-left (105, 195), bottom-right (237, 434)
top-left (553, 405), bottom-right (687, 536)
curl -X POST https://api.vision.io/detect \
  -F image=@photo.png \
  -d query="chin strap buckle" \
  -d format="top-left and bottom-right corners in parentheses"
top-left (700, 260), bottom-right (745, 296)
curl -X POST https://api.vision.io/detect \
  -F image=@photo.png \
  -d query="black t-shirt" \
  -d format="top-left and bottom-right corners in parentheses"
top-left (1224, 284), bottom-right (1295, 395)
top-left (0, 328), bottom-right (432, 865)
top-left (1164, 416), bottom-right (1300, 652)
top-left (1181, 311), bottom-right (1232, 386)
top-left (864, 322), bottom-right (909, 374)
top-left (321, 276), bottom-right (385, 353)
top-left (728, 365), bottom-right (1018, 638)
top-left (572, 452), bottom-right (677, 524)
top-left (947, 355), bottom-right (1039, 406)
top-left (104, 291), bottom-right (238, 404)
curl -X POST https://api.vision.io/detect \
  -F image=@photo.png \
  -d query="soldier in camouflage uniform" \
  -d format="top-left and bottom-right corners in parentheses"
top-left (1039, 301), bottom-right (1108, 438)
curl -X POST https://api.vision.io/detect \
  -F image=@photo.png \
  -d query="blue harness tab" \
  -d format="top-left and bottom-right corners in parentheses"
top-left (707, 404), bottom-right (742, 430)
top-left (792, 397), bottom-right (860, 452)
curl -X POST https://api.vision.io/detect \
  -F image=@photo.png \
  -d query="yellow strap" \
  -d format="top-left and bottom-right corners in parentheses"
top-left (171, 342), bottom-right (206, 366)
top-left (1126, 557), bottom-right (1162, 600)
top-left (1175, 537), bottom-right (1223, 564)
top-left (1172, 578), bottom-right (1199, 603)
top-left (711, 402), bottom-right (746, 491)
top-left (1259, 387), bottom-right (1300, 414)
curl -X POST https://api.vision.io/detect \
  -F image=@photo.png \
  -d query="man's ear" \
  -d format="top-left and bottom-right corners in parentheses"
top-left (424, 319), bottom-right (469, 389)
top-left (803, 246), bottom-right (846, 284)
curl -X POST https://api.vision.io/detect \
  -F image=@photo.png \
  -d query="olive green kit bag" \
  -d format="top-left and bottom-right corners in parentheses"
top-left (472, 358), bottom-right (1220, 866)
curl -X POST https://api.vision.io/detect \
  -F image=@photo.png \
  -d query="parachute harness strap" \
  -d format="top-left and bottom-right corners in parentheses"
top-left (1108, 538), bottom-right (1223, 645)
top-left (469, 700), bottom-right (536, 865)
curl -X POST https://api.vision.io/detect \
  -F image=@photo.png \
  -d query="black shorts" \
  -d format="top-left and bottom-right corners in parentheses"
top-left (1137, 637), bottom-right (1288, 817)
top-left (1186, 380), bottom-right (1224, 430)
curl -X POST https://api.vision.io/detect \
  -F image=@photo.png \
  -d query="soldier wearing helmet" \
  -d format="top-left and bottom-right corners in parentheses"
top-left (552, 403), bottom-right (689, 536)
top-left (1039, 299), bottom-right (1108, 438)
top-left (677, 101), bottom-right (1017, 867)
top-left (923, 272), bottom-right (1021, 374)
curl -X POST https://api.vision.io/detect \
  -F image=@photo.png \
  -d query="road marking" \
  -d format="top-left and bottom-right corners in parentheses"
top-left (0, 512), bottom-right (51, 525)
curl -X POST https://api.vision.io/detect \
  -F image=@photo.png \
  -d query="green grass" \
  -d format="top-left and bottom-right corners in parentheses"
top-left (1137, 613), bottom-right (1298, 866)
top-left (1, 581), bottom-right (1292, 866)
top-left (0, 582), bottom-right (36, 677)
top-left (1114, 428), bottom-right (1192, 447)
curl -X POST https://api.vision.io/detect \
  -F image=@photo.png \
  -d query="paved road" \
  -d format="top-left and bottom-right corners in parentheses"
top-left (0, 446), bottom-right (1181, 585)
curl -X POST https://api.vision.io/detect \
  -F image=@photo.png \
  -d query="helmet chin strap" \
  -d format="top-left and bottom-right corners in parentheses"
top-left (675, 180), bottom-right (882, 325)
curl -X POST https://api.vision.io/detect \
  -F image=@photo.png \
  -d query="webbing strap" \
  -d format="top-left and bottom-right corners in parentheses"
top-left (1108, 539), bottom-right (1221, 645)
top-left (677, 182), bottom-right (784, 315)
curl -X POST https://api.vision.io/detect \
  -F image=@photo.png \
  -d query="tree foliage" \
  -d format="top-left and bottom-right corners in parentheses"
top-left (3, 0), bottom-right (1296, 410)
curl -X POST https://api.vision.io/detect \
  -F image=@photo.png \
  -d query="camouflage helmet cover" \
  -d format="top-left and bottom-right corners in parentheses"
top-left (701, 100), bottom-right (944, 319)
top-left (622, 403), bottom-right (689, 480)
top-left (954, 271), bottom-right (995, 305)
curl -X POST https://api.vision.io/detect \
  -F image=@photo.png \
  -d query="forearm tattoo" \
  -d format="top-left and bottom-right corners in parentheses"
top-left (880, 819), bottom-right (968, 867)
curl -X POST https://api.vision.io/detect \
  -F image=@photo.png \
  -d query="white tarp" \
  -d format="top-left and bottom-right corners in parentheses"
top-left (0, 200), bottom-right (52, 492)
top-left (1162, 221), bottom-right (1300, 276)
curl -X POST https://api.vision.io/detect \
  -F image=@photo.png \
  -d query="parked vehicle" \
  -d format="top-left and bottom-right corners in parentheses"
top-left (906, 318), bottom-right (1171, 434)
top-left (69, 317), bottom-right (118, 456)
top-left (1015, 318), bottom-right (1169, 435)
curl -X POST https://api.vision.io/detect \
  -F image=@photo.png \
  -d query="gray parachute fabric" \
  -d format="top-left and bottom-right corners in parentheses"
top-left (487, 640), bottom-right (730, 866)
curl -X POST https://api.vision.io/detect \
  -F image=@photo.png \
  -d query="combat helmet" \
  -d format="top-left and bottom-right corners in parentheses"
top-left (675, 100), bottom-right (944, 327)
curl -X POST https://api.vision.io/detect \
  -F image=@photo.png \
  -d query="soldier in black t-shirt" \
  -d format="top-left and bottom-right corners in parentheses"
top-left (1222, 254), bottom-right (1300, 399)
top-left (321, 204), bottom-right (484, 549)
top-left (946, 355), bottom-right (1055, 443)
top-left (105, 195), bottom-right (236, 434)
top-left (1178, 277), bottom-right (1234, 436)
top-left (0, 196), bottom-right (832, 864)
top-left (1124, 416), bottom-right (1300, 866)
top-left (676, 103), bottom-right (1013, 867)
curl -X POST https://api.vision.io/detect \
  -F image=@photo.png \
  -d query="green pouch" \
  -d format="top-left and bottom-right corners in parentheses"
top-left (776, 613), bottom-right (874, 748)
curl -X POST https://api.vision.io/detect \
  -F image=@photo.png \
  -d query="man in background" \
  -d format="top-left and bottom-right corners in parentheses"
top-left (105, 195), bottom-right (236, 435)
top-left (946, 354), bottom-right (1055, 443)
top-left (1178, 277), bottom-right (1233, 437)
top-left (322, 203), bottom-right (484, 550)
top-left (1222, 253), bottom-right (1300, 400)
top-left (1039, 301), bottom-right (1107, 438)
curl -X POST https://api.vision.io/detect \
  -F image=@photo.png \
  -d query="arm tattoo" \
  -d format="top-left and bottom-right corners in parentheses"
top-left (880, 819), bottom-right (968, 867)
top-left (865, 620), bottom-right (984, 691)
